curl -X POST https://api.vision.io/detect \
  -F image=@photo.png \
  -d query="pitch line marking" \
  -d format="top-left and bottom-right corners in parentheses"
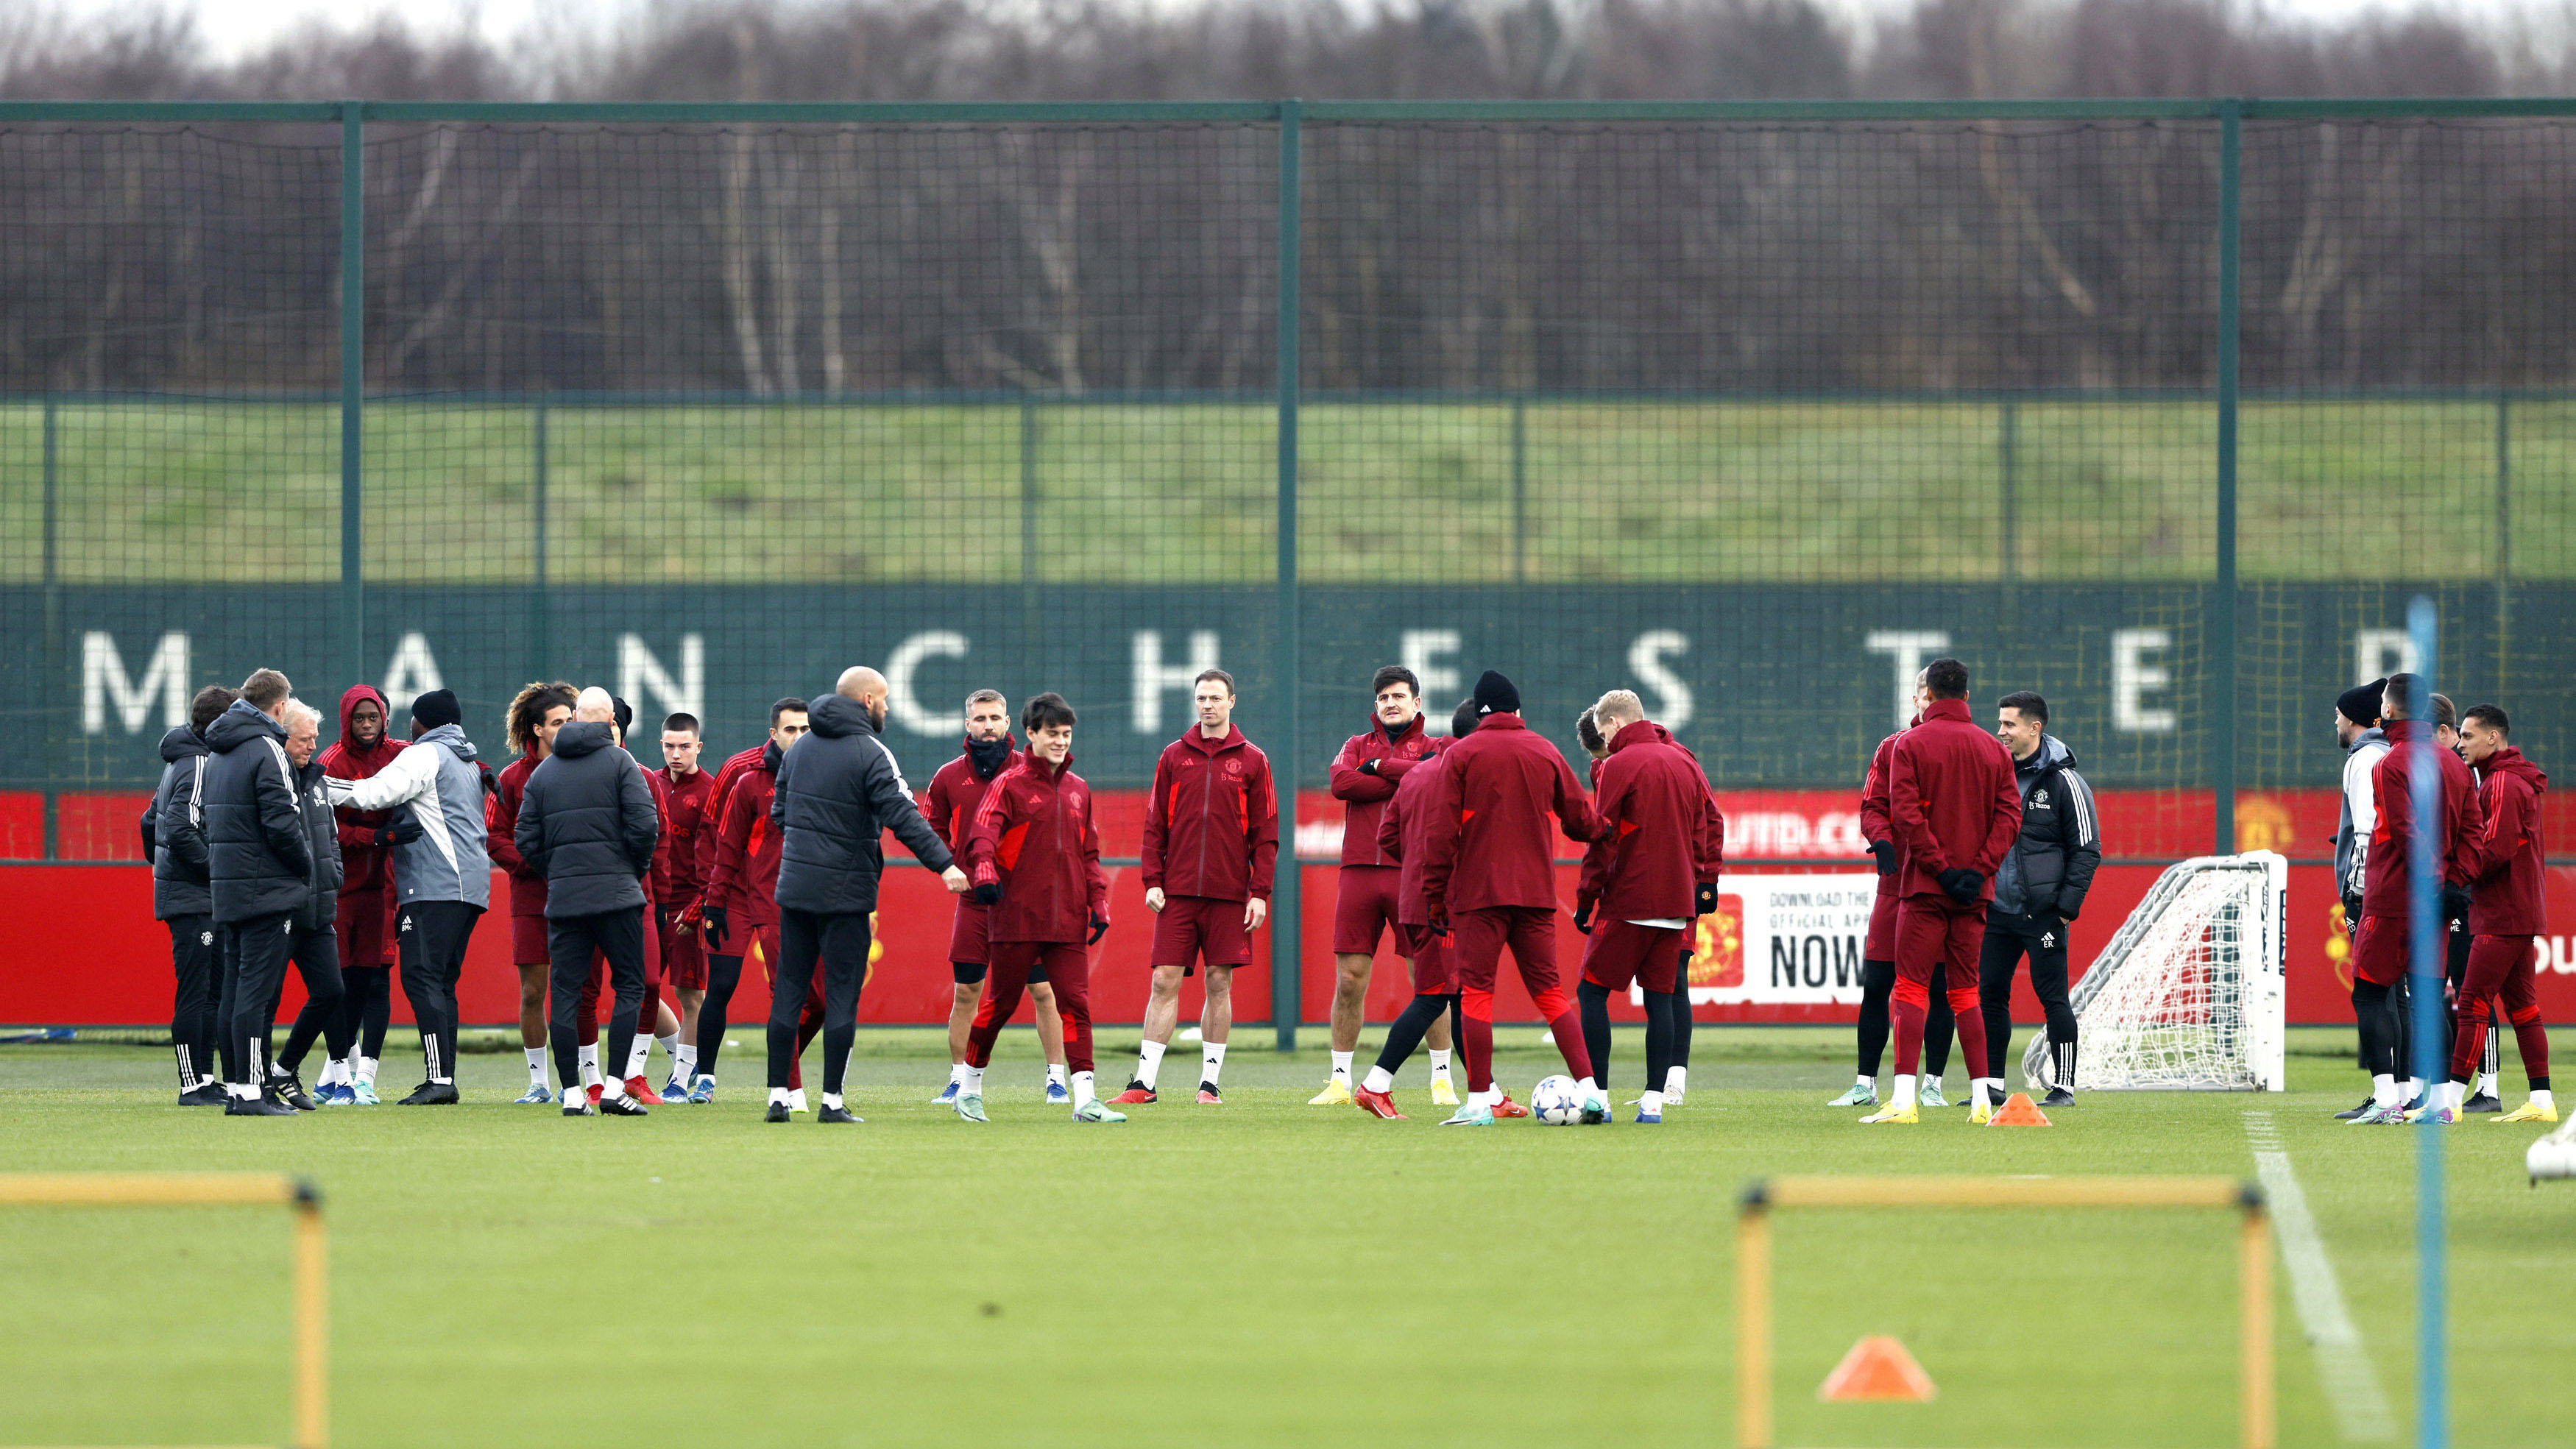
top-left (2243, 1110), bottom-right (2398, 1442)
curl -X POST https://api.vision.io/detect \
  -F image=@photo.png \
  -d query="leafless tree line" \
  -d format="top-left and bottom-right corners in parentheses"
top-left (0, 0), bottom-right (2569, 394)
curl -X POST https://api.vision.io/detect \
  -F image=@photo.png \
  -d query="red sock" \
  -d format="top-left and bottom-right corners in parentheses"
top-left (1461, 989), bottom-right (1496, 1093)
top-left (1891, 977), bottom-right (1928, 1076)
top-left (2510, 1007), bottom-right (2551, 1082)
top-left (1946, 983), bottom-right (1987, 1085)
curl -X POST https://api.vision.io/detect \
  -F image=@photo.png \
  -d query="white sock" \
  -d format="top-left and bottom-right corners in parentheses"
top-left (1047, 1063), bottom-right (1068, 1085)
top-left (2441, 1080), bottom-right (2468, 1112)
top-left (947, 1061), bottom-right (968, 1085)
top-left (1640, 1089), bottom-right (1664, 1115)
top-left (625, 1035), bottom-right (652, 1079)
top-left (319, 1059), bottom-right (347, 1088)
top-left (1576, 1075), bottom-right (1599, 1099)
top-left (1973, 1077), bottom-right (2003, 1109)
top-left (2402, 1077), bottom-right (2422, 1102)
top-left (2372, 1072), bottom-right (2399, 1108)
top-left (788, 1087), bottom-right (807, 1110)
top-left (524, 1047), bottom-right (548, 1085)
top-left (1470, 1088), bottom-right (1498, 1110)
top-left (1072, 1070), bottom-right (1097, 1108)
top-left (1854, 1073), bottom-right (1874, 1090)
top-left (577, 1044), bottom-right (600, 1085)
top-left (2476, 1071), bottom-right (2500, 1097)
top-left (1202, 1041), bottom-right (1227, 1085)
top-left (821, 1092), bottom-right (844, 1111)
top-left (1362, 1065), bottom-right (1394, 1094)
top-left (674, 1044), bottom-right (697, 1080)
top-left (1137, 1040), bottom-right (1166, 1090)
top-left (355, 1056), bottom-right (378, 1086)
top-left (1892, 1075), bottom-right (1919, 1110)
top-left (963, 1066), bottom-right (985, 1095)
top-left (2533, 1088), bottom-right (2555, 1111)
top-left (769, 1086), bottom-right (790, 1107)
top-left (1330, 1050), bottom-right (1354, 1084)
top-left (1429, 1049), bottom-right (1454, 1080)
top-left (1922, 1073), bottom-right (1942, 1096)
top-left (601, 1074), bottom-right (628, 1101)
top-left (227, 1080), bottom-right (258, 1100)
top-left (1665, 1065), bottom-right (1687, 1097)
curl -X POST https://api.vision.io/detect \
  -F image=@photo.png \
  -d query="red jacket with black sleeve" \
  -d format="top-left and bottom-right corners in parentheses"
top-left (2455, 746), bottom-right (2545, 935)
top-left (1419, 713), bottom-right (1602, 919)
top-left (655, 765), bottom-right (719, 910)
top-left (686, 743), bottom-right (769, 918)
top-left (319, 684), bottom-right (406, 897)
top-left (2362, 719), bottom-right (2485, 918)
top-left (1141, 726), bottom-right (1278, 902)
top-left (485, 754), bottom-right (547, 921)
top-left (1577, 720), bottom-right (1724, 922)
top-left (1375, 737), bottom-right (1454, 927)
top-left (1328, 712), bottom-right (1435, 868)
top-left (1886, 697), bottom-right (2023, 903)
top-left (703, 748), bottom-right (783, 927)
top-left (924, 740), bottom-right (1019, 857)
top-left (966, 754), bottom-right (1109, 945)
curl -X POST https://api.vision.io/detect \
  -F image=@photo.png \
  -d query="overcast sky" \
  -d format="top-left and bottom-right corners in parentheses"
top-left (48, 0), bottom-right (2533, 68)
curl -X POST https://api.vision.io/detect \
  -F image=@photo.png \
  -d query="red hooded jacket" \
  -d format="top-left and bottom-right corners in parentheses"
top-left (1419, 713), bottom-right (1602, 918)
top-left (924, 738), bottom-right (1019, 857)
top-left (684, 743), bottom-right (770, 918)
top-left (1375, 738), bottom-right (1455, 927)
top-left (966, 753), bottom-right (1110, 945)
top-left (656, 763), bottom-right (720, 905)
top-left (486, 753), bottom-right (548, 920)
top-left (2455, 746), bottom-right (2545, 935)
top-left (1142, 726), bottom-right (1279, 901)
top-left (318, 684), bottom-right (406, 896)
top-left (704, 745), bottom-right (784, 926)
top-left (2363, 719), bottom-right (2485, 918)
top-left (1577, 720), bottom-right (1724, 922)
top-left (1328, 711), bottom-right (1435, 868)
top-left (1886, 697), bottom-right (2023, 903)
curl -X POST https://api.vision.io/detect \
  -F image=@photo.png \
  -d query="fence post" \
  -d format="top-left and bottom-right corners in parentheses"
top-left (2211, 101), bottom-right (2241, 857)
top-left (1998, 394), bottom-right (2019, 607)
top-left (1272, 99), bottom-right (1303, 1052)
top-left (40, 397), bottom-right (60, 861)
top-left (1511, 394), bottom-right (1528, 584)
top-left (2494, 391), bottom-right (2510, 693)
top-left (1020, 396), bottom-right (1042, 688)
top-left (531, 402), bottom-right (549, 680)
top-left (339, 102), bottom-right (366, 690)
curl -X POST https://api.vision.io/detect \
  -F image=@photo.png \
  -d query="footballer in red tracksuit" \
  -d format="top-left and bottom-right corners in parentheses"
top-left (925, 734), bottom-right (1022, 979)
top-left (1329, 704), bottom-right (1436, 948)
top-left (963, 739), bottom-right (1110, 1097)
top-left (2444, 718), bottom-right (2546, 1108)
top-left (1418, 672), bottom-right (1604, 1116)
top-left (1573, 714), bottom-right (1722, 1105)
top-left (1850, 713), bottom-right (1954, 1096)
top-left (1882, 683), bottom-right (2022, 1113)
top-left (657, 756), bottom-right (719, 993)
top-left (319, 684), bottom-right (404, 1079)
top-left (702, 740), bottom-right (823, 1089)
top-left (1141, 723), bottom-right (1280, 974)
top-left (1345, 723), bottom-right (1476, 1118)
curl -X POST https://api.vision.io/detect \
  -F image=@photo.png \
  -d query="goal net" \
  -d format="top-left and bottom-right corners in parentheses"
top-left (2025, 851), bottom-right (2287, 1092)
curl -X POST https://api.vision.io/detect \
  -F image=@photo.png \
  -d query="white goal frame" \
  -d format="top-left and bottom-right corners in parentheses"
top-left (2025, 851), bottom-right (2287, 1092)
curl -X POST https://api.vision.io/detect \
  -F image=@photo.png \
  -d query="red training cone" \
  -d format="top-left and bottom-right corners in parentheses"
top-left (1818, 1334), bottom-right (1938, 1403)
top-left (1987, 1091), bottom-right (2053, 1126)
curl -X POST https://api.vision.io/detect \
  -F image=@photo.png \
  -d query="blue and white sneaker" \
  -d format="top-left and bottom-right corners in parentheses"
top-left (314, 1081), bottom-right (352, 1106)
top-left (662, 1077), bottom-right (692, 1103)
top-left (1438, 1104), bottom-right (1496, 1127)
top-left (687, 1076), bottom-right (715, 1105)
top-left (1633, 1104), bottom-right (1663, 1124)
top-left (931, 1080), bottom-right (961, 1105)
top-left (513, 1083), bottom-right (553, 1105)
top-left (349, 1082), bottom-right (381, 1106)
top-left (1044, 1077), bottom-right (1071, 1105)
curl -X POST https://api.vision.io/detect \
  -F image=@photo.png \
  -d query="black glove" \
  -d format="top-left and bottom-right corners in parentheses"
top-left (701, 904), bottom-right (729, 950)
top-left (478, 762), bottom-right (498, 796)
top-left (973, 882), bottom-right (1002, 907)
top-left (1937, 868), bottom-right (1984, 905)
top-left (1572, 901), bottom-right (1594, 935)
top-left (1868, 840), bottom-right (1898, 876)
top-left (2441, 884), bottom-right (2471, 922)
top-left (2341, 895), bottom-right (2363, 931)
top-left (1359, 757), bottom-right (1380, 776)
top-left (1088, 917), bottom-right (1110, 945)
top-left (1695, 882), bottom-right (1719, 916)
top-left (375, 819), bottom-right (425, 846)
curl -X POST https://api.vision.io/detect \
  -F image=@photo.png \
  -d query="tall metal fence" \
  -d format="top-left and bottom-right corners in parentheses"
top-left (8, 102), bottom-right (2574, 939)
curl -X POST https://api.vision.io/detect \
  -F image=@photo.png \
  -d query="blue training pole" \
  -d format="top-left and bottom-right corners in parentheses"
top-left (2405, 595), bottom-right (2446, 1449)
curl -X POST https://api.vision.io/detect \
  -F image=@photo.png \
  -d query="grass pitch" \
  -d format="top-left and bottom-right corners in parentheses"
top-left (2, 1026), bottom-right (2570, 1448)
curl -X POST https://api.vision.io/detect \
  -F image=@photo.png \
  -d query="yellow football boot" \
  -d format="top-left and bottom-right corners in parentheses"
top-left (1307, 1079), bottom-right (1354, 1106)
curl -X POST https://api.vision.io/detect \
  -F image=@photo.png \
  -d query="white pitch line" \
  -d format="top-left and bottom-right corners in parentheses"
top-left (2243, 1111), bottom-right (2399, 1442)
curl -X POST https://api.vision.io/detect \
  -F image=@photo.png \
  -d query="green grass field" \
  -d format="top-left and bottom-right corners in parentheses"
top-left (2, 1027), bottom-right (2570, 1448)
top-left (5, 398), bottom-right (2572, 584)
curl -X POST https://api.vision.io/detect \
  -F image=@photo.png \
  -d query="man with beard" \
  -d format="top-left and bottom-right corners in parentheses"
top-left (924, 689), bottom-right (1068, 1113)
top-left (313, 685), bottom-right (406, 1105)
top-left (486, 681), bottom-right (578, 1102)
top-left (700, 698), bottom-right (819, 1107)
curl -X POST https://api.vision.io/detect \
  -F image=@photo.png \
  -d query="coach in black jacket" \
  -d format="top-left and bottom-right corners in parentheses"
top-left (141, 685), bottom-right (237, 1104)
top-left (1983, 692), bottom-right (2101, 1103)
top-left (258, 701), bottom-right (348, 1110)
top-left (762, 667), bottom-right (966, 1122)
top-left (202, 671), bottom-right (311, 1116)
top-left (519, 687), bottom-right (662, 1116)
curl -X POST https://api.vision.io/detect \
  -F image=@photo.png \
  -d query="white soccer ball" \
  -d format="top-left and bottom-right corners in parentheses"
top-left (2530, 1130), bottom-right (2576, 1183)
top-left (1530, 1074), bottom-right (1582, 1125)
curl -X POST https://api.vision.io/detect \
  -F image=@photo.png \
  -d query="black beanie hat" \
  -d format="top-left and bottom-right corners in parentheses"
top-left (2338, 679), bottom-right (2386, 728)
top-left (1472, 670), bottom-right (1520, 715)
top-left (411, 688), bottom-right (461, 729)
top-left (611, 695), bottom-right (635, 739)
top-left (1450, 699), bottom-right (1482, 740)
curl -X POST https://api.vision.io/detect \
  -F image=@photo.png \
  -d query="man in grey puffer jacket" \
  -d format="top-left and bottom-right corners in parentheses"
top-left (517, 687), bottom-right (662, 1116)
top-left (325, 687), bottom-right (490, 1104)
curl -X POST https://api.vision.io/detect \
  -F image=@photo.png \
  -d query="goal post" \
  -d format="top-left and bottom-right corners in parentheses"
top-left (0, 1172), bottom-right (327, 1449)
top-left (1735, 1175), bottom-right (2273, 1449)
top-left (2025, 850), bottom-right (2288, 1093)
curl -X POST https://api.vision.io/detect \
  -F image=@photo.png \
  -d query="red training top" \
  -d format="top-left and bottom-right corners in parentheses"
top-left (1375, 738), bottom-right (1455, 928)
top-left (1142, 726), bottom-right (1278, 902)
top-left (1858, 720), bottom-right (1914, 904)
top-left (687, 743), bottom-right (769, 918)
top-left (1418, 713), bottom-right (1601, 919)
top-left (485, 753), bottom-right (548, 921)
top-left (2362, 719), bottom-right (2485, 918)
top-left (704, 753), bottom-right (783, 927)
top-left (966, 753), bottom-right (1110, 945)
top-left (1886, 696), bottom-right (2022, 903)
top-left (2458, 746), bottom-right (2549, 936)
top-left (1577, 720), bottom-right (1724, 923)
top-left (319, 683), bottom-right (406, 897)
top-left (655, 764), bottom-right (720, 909)
top-left (924, 739), bottom-right (1020, 857)
top-left (1328, 711), bottom-right (1435, 868)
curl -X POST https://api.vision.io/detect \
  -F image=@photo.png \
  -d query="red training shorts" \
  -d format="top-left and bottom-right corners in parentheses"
top-left (1331, 865), bottom-right (1401, 956)
top-left (1864, 880), bottom-right (1899, 963)
top-left (1150, 894), bottom-right (1252, 974)
top-left (335, 888), bottom-right (397, 971)
top-left (1401, 923), bottom-right (1455, 994)
top-left (658, 908), bottom-right (707, 991)
top-left (509, 908), bottom-right (549, 967)
top-left (948, 899), bottom-right (992, 969)
top-left (1579, 918), bottom-right (1685, 994)
top-left (2352, 913), bottom-right (2413, 988)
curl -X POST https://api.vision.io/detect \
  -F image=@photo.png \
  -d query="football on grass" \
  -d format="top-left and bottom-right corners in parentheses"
top-left (1530, 1075), bottom-right (1582, 1125)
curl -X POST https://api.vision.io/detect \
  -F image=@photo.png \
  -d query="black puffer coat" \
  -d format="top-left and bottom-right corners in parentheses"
top-left (202, 699), bottom-right (312, 925)
top-left (516, 720), bottom-right (660, 918)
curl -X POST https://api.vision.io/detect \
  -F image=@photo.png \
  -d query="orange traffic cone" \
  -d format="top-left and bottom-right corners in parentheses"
top-left (1818, 1334), bottom-right (1937, 1403)
top-left (1988, 1091), bottom-right (2053, 1126)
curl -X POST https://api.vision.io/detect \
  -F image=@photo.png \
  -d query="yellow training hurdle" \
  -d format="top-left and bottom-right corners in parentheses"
top-left (1735, 1175), bottom-right (2271, 1449)
top-left (0, 1173), bottom-right (327, 1449)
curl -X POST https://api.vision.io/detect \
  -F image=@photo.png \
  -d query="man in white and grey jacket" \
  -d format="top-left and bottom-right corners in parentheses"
top-left (2330, 679), bottom-right (2393, 1119)
top-left (325, 687), bottom-right (491, 1104)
